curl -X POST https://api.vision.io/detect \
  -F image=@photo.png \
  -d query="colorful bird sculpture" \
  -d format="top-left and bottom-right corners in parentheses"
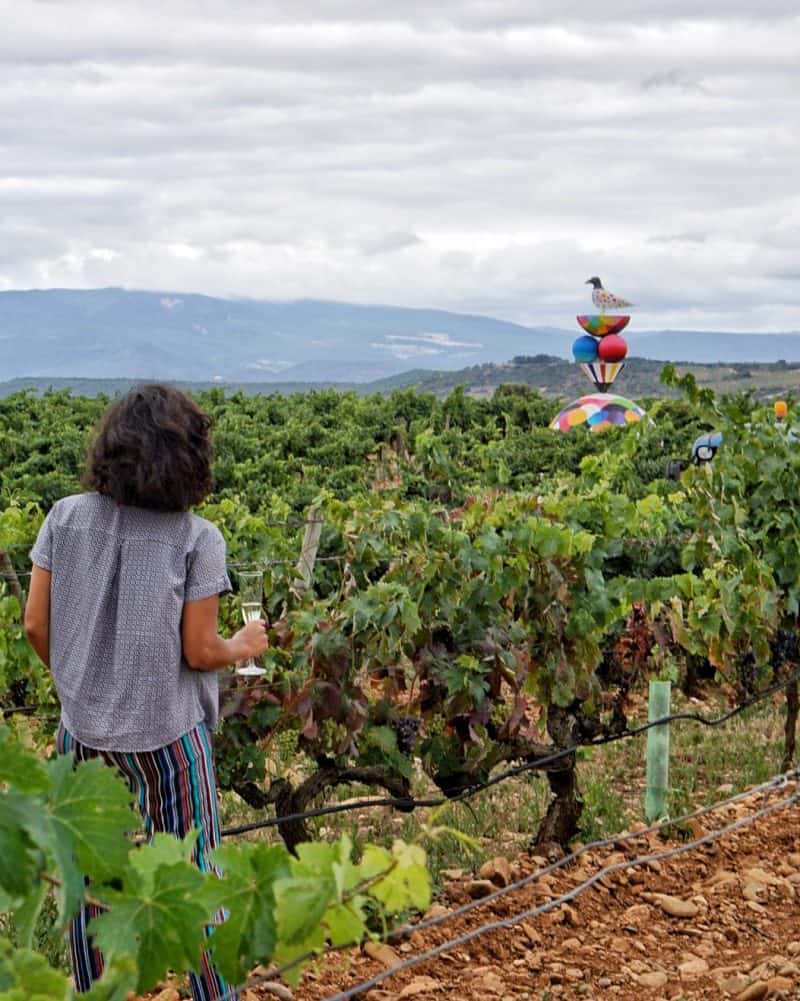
top-left (585, 276), bottom-right (635, 312)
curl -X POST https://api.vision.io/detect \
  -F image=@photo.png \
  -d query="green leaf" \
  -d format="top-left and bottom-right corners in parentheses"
top-left (47, 756), bottom-right (137, 885)
top-left (274, 871), bottom-right (335, 946)
top-left (10, 883), bottom-right (47, 951)
top-left (90, 833), bottom-right (212, 992)
top-left (273, 836), bottom-right (360, 947)
top-left (0, 935), bottom-right (70, 1001)
top-left (364, 726), bottom-right (396, 755)
top-left (0, 819), bottom-right (42, 913)
top-left (399, 597), bottom-right (421, 635)
top-left (368, 841), bottom-right (430, 915)
top-left (80, 955), bottom-right (138, 1001)
top-left (359, 844), bottom-right (393, 881)
top-left (269, 924), bottom-right (325, 986)
top-left (2, 790), bottom-right (83, 924)
top-left (207, 842), bottom-right (290, 984)
top-left (347, 593), bottom-right (378, 632)
top-left (0, 726), bottom-right (50, 793)
top-left (5, 756), bottom-right (137, 921)
top-left (323, 899), bottom-right (366, 947)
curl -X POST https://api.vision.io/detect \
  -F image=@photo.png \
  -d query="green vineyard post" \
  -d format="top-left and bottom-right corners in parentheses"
top-left (644, 680), bottom-right (671, 822)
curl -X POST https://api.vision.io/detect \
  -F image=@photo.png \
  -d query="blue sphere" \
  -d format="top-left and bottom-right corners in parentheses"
top-left (572, 334), bottom-right (599, 363)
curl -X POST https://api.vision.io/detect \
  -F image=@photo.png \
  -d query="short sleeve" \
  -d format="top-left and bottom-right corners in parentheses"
top-left (185, 525), bottom-right (232, 603)
top-left (30, 506), bottom-right (56, 571)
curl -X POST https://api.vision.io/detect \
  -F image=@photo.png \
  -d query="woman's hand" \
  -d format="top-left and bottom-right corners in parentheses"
top-left (182, 595), bottom-right (267, 671)
top-left (233, 619), bottom-right (269, 658)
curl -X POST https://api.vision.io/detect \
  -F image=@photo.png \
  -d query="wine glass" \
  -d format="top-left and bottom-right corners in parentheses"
top-left (236, 570), bottom-right (266, 677)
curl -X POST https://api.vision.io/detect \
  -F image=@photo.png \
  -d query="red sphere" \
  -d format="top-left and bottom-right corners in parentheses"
top-left (598, 334), bottom-right (628, 362)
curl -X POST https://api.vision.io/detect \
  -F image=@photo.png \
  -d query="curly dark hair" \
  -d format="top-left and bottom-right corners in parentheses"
top-left (83, 384), bottom-right (214, 511)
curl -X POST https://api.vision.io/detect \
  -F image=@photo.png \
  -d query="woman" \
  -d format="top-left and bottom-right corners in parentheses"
top-left (24, 384), bottom-right (267, 1000)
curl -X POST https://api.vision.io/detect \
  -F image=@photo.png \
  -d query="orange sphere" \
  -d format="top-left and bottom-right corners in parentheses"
top-left (774, 400), bottom-right (788, 421)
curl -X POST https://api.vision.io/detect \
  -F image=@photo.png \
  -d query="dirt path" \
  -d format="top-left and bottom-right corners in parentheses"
top-left (293, 783), bottom-right (800, 1001)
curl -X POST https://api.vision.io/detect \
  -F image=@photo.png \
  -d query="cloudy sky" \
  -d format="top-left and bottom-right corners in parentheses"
top-left (1, 1), bottom-right (799, 330)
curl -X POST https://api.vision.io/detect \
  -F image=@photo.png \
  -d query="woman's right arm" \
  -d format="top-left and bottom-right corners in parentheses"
top-left (24, 565), bottom-right (51, 668)
top-left (181, 594), bottom-right (268, 671)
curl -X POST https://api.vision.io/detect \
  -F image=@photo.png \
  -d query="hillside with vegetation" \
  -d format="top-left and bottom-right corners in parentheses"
top-left (371, 354), bottom-right (800, 400)
top-left (6, 354), bottom-right (800, 403)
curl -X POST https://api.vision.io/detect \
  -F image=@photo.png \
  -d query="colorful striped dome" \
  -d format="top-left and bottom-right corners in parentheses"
top-left (550, 393), bottom-right (646, 432)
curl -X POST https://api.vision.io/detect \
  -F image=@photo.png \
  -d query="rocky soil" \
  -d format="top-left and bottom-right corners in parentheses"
top-left (142, 781), bottom-right (800, 1001)
top-left (298, 783), bottom-right (800, 1001)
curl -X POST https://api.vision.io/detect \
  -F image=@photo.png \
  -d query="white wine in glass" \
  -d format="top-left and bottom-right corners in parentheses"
top-left (236, 571), bottom-right (266, 676)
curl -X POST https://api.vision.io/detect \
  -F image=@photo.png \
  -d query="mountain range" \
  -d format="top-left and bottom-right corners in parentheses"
top-left (2, 287), bottom-right (800, 384)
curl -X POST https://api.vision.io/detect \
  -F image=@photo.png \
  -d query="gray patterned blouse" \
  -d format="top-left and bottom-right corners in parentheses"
top-left (30, 493), bottom-right (232, 752)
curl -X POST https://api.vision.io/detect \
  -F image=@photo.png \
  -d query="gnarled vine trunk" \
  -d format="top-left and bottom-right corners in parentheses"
top-left (532, 705), bottom-right (582, 851)
top-left (234, 763), bottom-right (411, 853)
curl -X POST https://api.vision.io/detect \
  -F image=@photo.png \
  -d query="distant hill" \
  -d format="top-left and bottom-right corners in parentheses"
top-left (6, 355), bottom-right (800, 403)
top-left (0, 287), bottom-right (561, 383)
top-left (374, 355), bottom-right (800, 400)
top-left (2, 288), bottom-right (800, 385)
top-left (0, 376), bottom-right (352, 399)
top-left (631, 330), bottom-right (800, 364)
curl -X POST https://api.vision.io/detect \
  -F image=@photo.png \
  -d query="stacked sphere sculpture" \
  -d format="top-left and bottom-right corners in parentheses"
top-left (571, 314), bottom-right (630, 387)
top-left (551, 282), bottom-right (645, 432)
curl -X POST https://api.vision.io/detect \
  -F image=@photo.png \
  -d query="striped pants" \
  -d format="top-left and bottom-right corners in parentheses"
top-left (57, 721), bottom-right (239, 1000)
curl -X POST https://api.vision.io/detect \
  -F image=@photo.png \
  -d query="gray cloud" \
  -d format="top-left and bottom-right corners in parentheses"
top-left (361, 231), bottom-right (422, 255)
top-left (640, 70), bottom-right (709, 94)
top-left (0, 2), bottom-right (799, 331)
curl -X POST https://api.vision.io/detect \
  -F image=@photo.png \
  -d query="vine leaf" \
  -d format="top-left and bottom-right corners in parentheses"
top-left (207, 842), bottom-right (289, 984)
top-left (45, 756), bottom-right (137, 886)
top-left (0, 820), bottom-right (42, 916)
top-left (359, 843), bottom-right (392, 881)
top-left (0, 934), bottom-right (70, 1000)
top-left (9, 881), bottom-right (47, 952)
top-left (324, 900), bottom-right (366, 947)
top-left (0, 726), bottom-right (50, 793)
top-left (365, 841), bottom-right (431, 914)
top-left (270, 924), bottom-right (325, 987)
top-left (80, 955), bottom-right (138, 1001)
top-left (273, 840), bottom-right (344, 944)
top-left (3, 756), bottom-right (136, 921)
top-left (90, 833), bottom-right (212, 993)
top-left (271, 836), bottom-right (361, 983)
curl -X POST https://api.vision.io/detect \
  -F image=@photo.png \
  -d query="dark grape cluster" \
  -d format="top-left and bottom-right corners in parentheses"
top-left (9, 678), bottom-right (28, 707)
top-left (736, 647), bottom-right (757, 695)
top-left (390, 716), bottom-right (421, 756)
top-left (770, 629), bottom-right (800, 670)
